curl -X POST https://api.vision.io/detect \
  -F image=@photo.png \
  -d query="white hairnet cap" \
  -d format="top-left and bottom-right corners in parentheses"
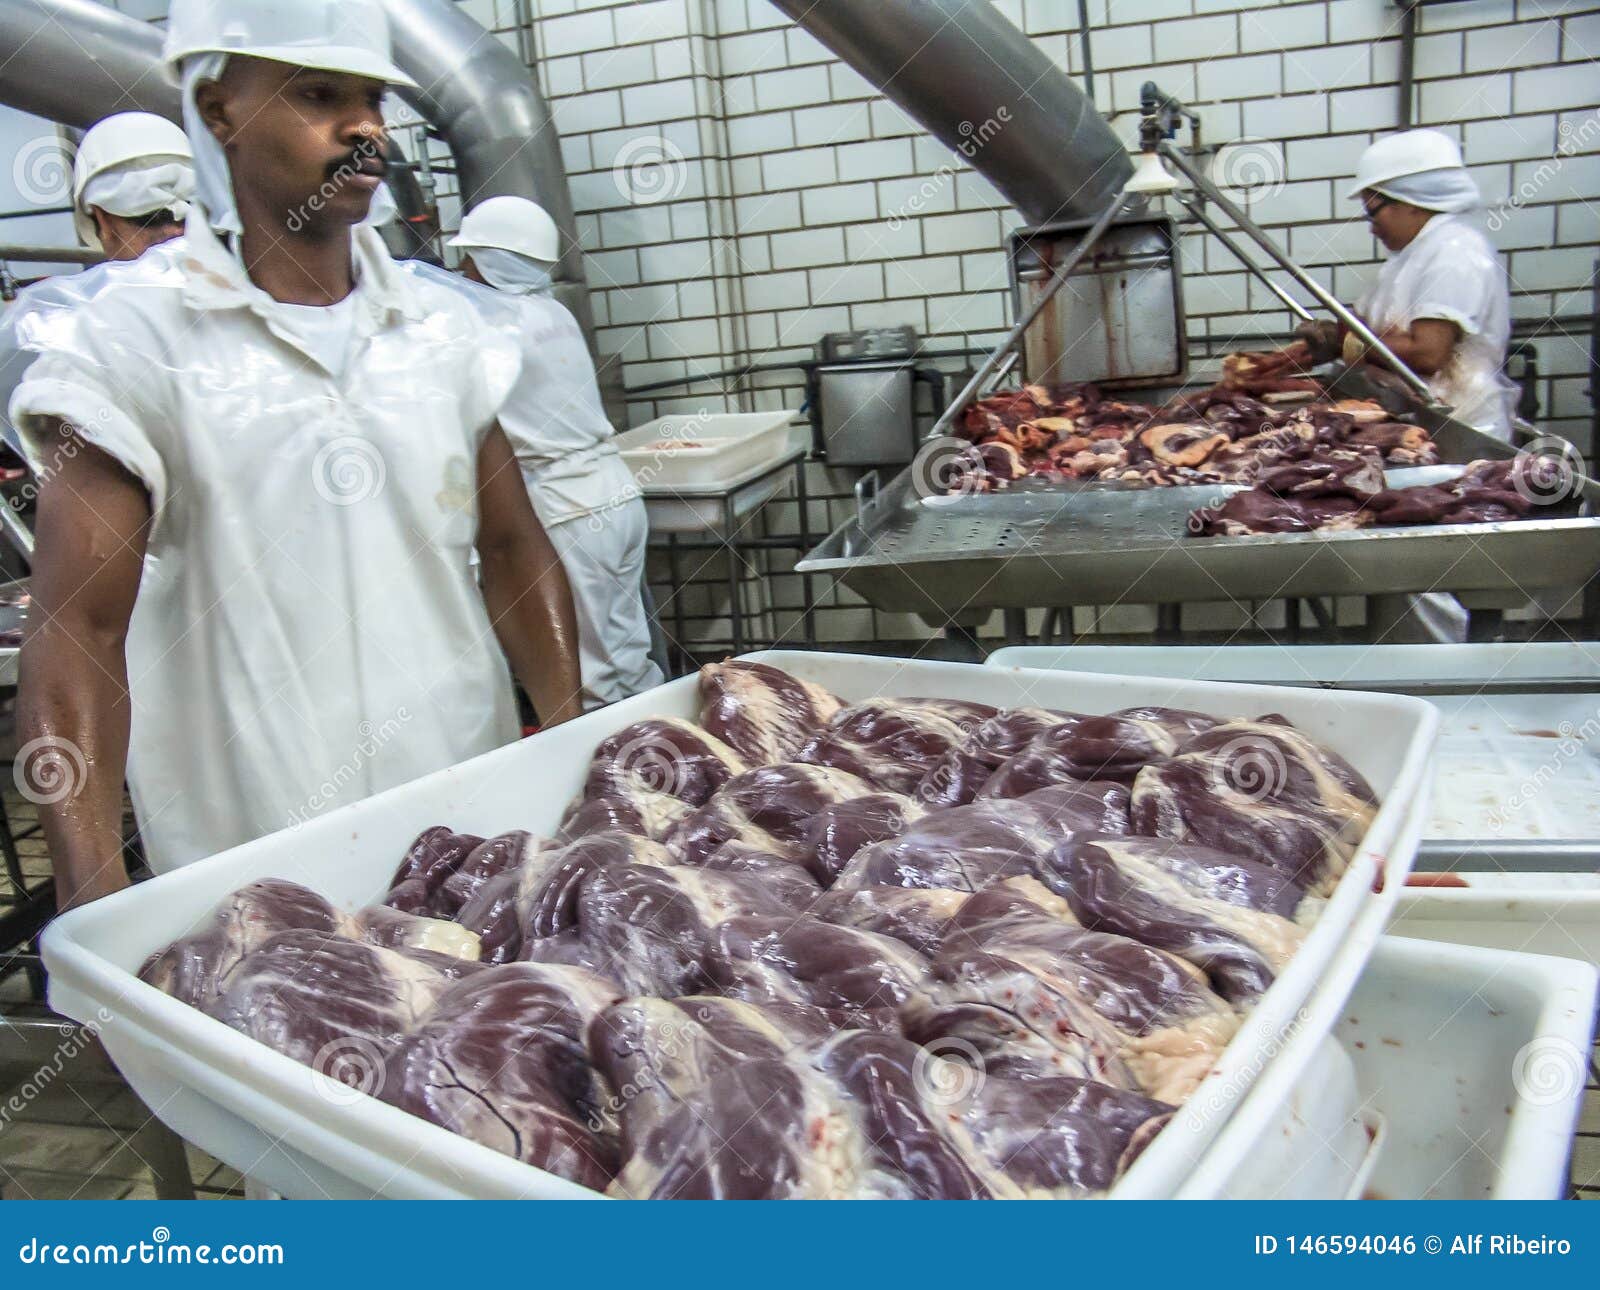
top-left (1348, 128), bottom-right (1467, 192)
top-left (448, 195), bottom-right (562, 264)
top-left (1348, 130), bottom-right (1479, 214)
top-left (71, 113), bottom-right (195, 250)
top-left (161, 0), bottom-right (417, 88)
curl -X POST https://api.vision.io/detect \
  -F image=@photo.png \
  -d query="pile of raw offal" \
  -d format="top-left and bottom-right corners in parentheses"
top-left (141, 660), bottom-right (1381, 1199)
top-left (951, 346), bottom-right (1439, 493)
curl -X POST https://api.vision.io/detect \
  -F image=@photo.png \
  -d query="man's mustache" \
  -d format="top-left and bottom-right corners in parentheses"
top-left (327, 140), bottom-right (388, 181)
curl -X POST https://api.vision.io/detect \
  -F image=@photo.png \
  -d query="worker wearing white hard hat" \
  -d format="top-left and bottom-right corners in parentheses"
top-left (71, 112), bottom-right (195, 258)
top-left (1, 113), bottom-right (196, 463)
top-left (448, 196), bottom-right (664, 710)
top-left (1302, 128), bottom-right (1516, 441)
top-left (9, 0), bottom-right (581, 908)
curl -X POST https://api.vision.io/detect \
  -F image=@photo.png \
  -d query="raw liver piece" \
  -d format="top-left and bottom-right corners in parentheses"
top-left (978, 714), bottom-right (1184, 795)
top-left (703, 913), bottom-right (929, 1016)
top-left (607, 1057), bottom-right (845, 1199)
top-left (801, 792), bottom-right (923, 882)
top-left (582, 717), bottom-right (747, 807)
top-left (590, 995), bottom-right (841, 1161)
top-left (961, 1076), bottom-right (1172, 1198)
top-left (202, 930), bottom-right (460, 1082)
top-left (1038, 835), bottom-right (1306, 1002)
top-left (692, 841), bottom-right (824, 907)
top-left (812, 886), bottom-right (970, 955)
top-left (382, 963), bottom-right (621, 1189)
top-left (698, 660), bottom-right (842, 766)
top-left (833, 786), bottom-right (1116, 892)
top-left (666, 762), bottom-right (879, 866)
top-left (385, 827), bottom-right (484, 916)
top-left (930, 883), bottom-right (1239, 1102)
top-left (810, 1031), bottom-right (1010, 1199)
top-left (556, 789), bottom-right (692, 844)
top-left (530, 863), bottom-right (795, 996)
top-left (797, 698), bottom-right (981, 794)
top-left (438, 830), bottom-right (538, 917)
top-left (1133, 718), bottom-right (1376, 891)
top-left (139, 879), bottom-right (350, 1009)
top-left (354, 905), bottom-right (481, 960)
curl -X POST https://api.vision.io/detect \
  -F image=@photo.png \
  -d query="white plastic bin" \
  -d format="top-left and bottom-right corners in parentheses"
top-left (1188, 936), bottom-right (1598, 1199)
top-left (42, 651), bottom-right (1437, 1199)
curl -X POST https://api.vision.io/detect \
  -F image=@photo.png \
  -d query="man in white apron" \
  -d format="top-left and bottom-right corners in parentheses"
top-left (448, 196), bottom-right (664, 709)
top-left (10, 0), bottom-right (581, 908)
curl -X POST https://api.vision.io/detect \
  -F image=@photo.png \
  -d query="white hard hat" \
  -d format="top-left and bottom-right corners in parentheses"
top-left (71, 113), bottom-right (194, 249)
top-left (1346, 129), bottom-right (1465, 198)
top-left (447, 195), bottom-right (562, 265)
top-left (161, 0), bottom-right (418, 89)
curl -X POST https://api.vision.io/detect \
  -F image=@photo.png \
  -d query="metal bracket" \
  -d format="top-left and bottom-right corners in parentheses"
top-left (854, 470), bottom-right (880, 524)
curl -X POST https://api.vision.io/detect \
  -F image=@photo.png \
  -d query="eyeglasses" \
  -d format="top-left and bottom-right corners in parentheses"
top-left (1362, 195), bottom-right (1394, 222)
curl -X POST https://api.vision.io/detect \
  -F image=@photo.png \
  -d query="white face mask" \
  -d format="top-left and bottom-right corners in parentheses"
top-left (470, 247), bottom-right (555, 295)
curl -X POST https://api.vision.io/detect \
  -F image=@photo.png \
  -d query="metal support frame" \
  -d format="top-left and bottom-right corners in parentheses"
top-left (1158, 140), bottom-right (1438, 402)
top-left (653, 451), bottom-right (815, 671)
top-left (927, 192), bottom-right (1131, 442)
top-left (1174, 193), bottom-right (1314, 322)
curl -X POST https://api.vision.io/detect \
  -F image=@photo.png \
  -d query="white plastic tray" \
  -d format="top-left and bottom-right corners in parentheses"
top-left (1191, 936), bottom-right (1599, 1199)
top-left (42, 651), bottom-right (1437, 1200)
top-left (615, 410), bottom-right (802, 493)
top-left (988, 643), bottom-right (1600, 844)
top-left (1392, 873), bottom-right (1600, 963)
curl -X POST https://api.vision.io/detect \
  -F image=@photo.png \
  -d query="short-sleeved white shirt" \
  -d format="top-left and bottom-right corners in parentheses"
top-left (1360, 213), bottom-right (1516, 439)
top-left (9, 218), bottom-right (524, 870)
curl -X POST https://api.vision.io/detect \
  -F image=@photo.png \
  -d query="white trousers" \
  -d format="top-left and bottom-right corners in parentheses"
top-left (544, 495), bottom-right (664, 710)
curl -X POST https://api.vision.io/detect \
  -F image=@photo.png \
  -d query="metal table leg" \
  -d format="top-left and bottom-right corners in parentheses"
top-left (1002, 609), bottom-right (1028, 645)
top-left (724, 493), bottom-right (743, 655)
top-left (794, 458), bottom-right (816, 648)
top-left (666, 533), bottom-right (685, 672)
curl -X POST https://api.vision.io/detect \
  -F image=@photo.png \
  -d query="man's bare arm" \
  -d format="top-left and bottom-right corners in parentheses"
top-left (475, 423), bottom-right (583, 727)
top-left (19, 422), bottom-right (151, 909)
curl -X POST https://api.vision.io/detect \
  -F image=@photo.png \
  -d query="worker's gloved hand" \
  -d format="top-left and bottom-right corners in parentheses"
top-left (1293, 319), bottom-right (1341, 364)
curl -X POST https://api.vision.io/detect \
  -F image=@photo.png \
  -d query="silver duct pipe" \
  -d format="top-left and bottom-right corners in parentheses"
top-left (769, 0), bottom-right (1130, 226)
top-left (0, 0), bottom-right (595, 345)
top-left (0, 0), bottom-right (178, 123)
